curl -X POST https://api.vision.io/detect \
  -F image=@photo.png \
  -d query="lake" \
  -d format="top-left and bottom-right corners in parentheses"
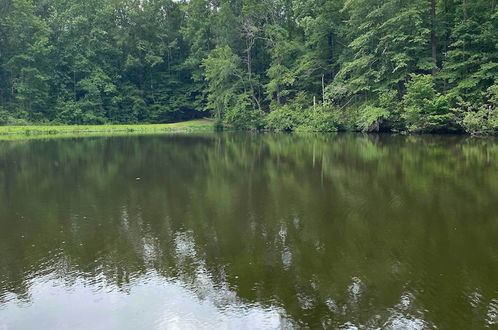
top-left (0, 133), bottom-right (497, 329)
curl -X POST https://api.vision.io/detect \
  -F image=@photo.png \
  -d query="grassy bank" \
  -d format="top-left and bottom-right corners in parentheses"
top-left (0, 119), bottom-right (214, 140)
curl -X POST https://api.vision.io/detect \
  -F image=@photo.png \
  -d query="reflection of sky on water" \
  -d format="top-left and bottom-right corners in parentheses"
top-left (0, 273), bottom-right (288, 330)
top-left (0, 229), bottom-right (437, 330)
top-left (0, 273), bottom-right (439, 330)
top-left (0, 230), bottom-right (292, 329)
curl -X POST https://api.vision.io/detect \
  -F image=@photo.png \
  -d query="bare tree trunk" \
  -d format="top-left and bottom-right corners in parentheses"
top-left (251, 94), bottom-right (262, 111)
top-left (322, 75), bottom-right (325, 103)
top-left (276, 57), bottom-right (282, 105)
top-left (246, 40), bottom-right (252, 78)
top-left (431, 0), bottom-right (438, 75)
top-left (73, 70), bottom-right (76, 101)
top-left (242, 19), bottom-right (261, 111)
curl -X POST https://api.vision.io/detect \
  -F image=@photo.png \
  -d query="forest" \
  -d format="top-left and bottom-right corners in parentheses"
top-left (0, 0), bottom-right (497, 134)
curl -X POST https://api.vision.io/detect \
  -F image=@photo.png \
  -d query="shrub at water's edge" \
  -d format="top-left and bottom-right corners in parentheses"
top-left (213, 75), bottom-right (498, 135)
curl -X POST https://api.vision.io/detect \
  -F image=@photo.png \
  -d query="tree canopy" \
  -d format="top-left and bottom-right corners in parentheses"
top-left (0, 0), bottom-right (497, 133)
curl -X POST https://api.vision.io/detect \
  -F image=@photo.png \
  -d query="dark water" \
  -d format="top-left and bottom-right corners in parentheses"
top-left (0, 133), bottom-right (497, 329)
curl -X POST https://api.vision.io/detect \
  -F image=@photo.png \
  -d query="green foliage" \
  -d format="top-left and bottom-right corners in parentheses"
top-left (0, 0), bottom-right (495, 133)
top-left (334, 0), bottom-right (433, 98)
top-left (0, 109), bottom-right (7, 126)
top-left (264, 25), bottom-right (302, 105)
top-left (441, 15), bottom-right (498, 104)
top-left (357, 105), bottom-right (390, 132)
top-left (460, 85), bottom-right (498, 135)
top-left (295, 106), bottom-right (340, 132)
top-left (402, 74), bottom-right (454, 132)
top-left (265, 94), bottom-right (339, 132)
top-left (202, 46), bottom-right (242, 118)
top-left (265, 105), bottom-right (302, 131)
top-left (0, 109), bottom-right (23, 126)
top-left (224, 92), bottom-right (264, 130)
top-left (55, 100), bottom-right (105, 125)
top-left (202, 46), bottom-right (262, 129)
top-left (0, 107), bottom-right (29, 126)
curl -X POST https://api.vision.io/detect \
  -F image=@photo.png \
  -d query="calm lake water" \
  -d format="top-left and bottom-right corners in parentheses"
top-left (0, 133), bottom-right (497, 329)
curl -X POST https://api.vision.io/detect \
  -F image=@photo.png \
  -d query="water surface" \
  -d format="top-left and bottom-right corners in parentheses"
top-left (0, 133), bottom-right (497, 329)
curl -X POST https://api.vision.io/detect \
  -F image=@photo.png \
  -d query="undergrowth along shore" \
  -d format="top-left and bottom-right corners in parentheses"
top-left (1, 117), bottom-right (497, 142)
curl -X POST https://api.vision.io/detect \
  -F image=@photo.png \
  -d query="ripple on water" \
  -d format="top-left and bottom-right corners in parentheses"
top-left (0, 271), bottom-right (295, 330)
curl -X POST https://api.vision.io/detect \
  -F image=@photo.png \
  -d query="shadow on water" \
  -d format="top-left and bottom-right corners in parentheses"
top-left (0, 133), bottom-right (497, 329)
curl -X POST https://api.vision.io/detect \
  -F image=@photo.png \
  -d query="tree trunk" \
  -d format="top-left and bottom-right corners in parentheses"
top-left (322, 75), bottom-right (325, 103)
top-left (242, 19), bottom-right (260, 111)
top-left (431, 0), bottom-right (437, 75)
top-left (73, 70), bottom-right (76, 101)
top-left (248, 55), bottom-right (261, 111)
top-left (277, 57), bottom-right (282, 105)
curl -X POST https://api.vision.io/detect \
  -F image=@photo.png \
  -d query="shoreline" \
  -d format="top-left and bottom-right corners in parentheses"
top-left (0, 119), bottom-right (215, 140)
top-left (1, 120), bottom-right (496, 142)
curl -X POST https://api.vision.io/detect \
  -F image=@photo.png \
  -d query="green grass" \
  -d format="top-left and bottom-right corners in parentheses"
top-left (0, 119), bottom-right (215, 140)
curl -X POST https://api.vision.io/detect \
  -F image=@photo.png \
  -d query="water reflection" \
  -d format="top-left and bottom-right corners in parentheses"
top-left (0, 273), bottom-right (290, 330)
top-left (0, 133), bottom-right (497, 329)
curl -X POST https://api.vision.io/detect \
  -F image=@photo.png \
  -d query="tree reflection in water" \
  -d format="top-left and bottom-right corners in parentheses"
top-left (0, 133), bottom-right (497, 329)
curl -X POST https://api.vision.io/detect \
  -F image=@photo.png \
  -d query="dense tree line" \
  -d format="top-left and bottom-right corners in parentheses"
top-left (0, 0), bottom-right (497, 133)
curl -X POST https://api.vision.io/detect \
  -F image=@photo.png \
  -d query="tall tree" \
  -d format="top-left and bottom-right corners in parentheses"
top-left (331, 0), bottom-right (433, 103)
top-left (2, 0), bottom-right (51, 120)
